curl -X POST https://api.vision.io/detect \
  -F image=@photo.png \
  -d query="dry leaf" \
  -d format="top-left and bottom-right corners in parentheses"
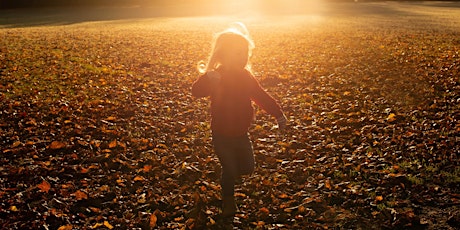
top-left (49, 141), bottom-right (66, 149)
top-left (89, 207), bottom-right (101, 213)
top-left (108, 140), bottom-right (117, 148)
top-left (259, 207), bottom-right (270, 214)
top-left (106, 116), bottom-right (117, 121)
top-left (74, 190), bottom-right (88, 200)
top-left (278, 193), bottom-right (289, 199)
top-left (134, 176), bottom-right (145, 181)
top-left (103, 221), bottom-right (114, 229)
top-left (325, 180), bottom-right (332, 190)
top-left (91, 223), bottom-right (103, 229)
top-left (387, 113), bottom-right (396, 122)
top-left (57, 225), bottom-right (73, 230)
top-left (37, 180), bottom-right (51, 193)
top-left (143, 165), bottom-right (152, 173)
top-left (11, 141), bottom-right (22, 148)
top-left (150, 213), bottom-right (158, 228)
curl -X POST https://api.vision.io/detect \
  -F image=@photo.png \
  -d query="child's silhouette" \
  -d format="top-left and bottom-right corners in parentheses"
top-left (192, 22), bottom-right (287, 218)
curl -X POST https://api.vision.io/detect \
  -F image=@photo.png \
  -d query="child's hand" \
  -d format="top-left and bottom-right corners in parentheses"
top-left (276, 115), bottom-right (287, 130)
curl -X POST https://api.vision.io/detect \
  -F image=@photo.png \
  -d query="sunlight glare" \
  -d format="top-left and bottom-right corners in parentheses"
top-left (196, 0), bottom-right (326, 16)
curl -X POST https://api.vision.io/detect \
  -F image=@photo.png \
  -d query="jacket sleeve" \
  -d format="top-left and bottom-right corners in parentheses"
top-left (249, 76), bottom-right (284, 119)
top-left (191, 74), bottom-right (211, 98)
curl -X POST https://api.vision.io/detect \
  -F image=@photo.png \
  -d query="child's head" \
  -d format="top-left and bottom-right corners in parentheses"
top-left (199, 22), bottom-right (254, 73)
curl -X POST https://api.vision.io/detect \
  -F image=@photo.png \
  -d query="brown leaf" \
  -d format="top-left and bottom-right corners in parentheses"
top-left (278, 193), bottom-right (290, 199)
top-left (108, 140), bottom-right (117, 148)
top-left (143, 165), bottom-right (152, 173)
top-left (74, 190), bottom-right (88, 200)
top-left (91, 223), bottom-right (103, 229)
top-left (386, 113), bottom-right (396, 122)
top-left (134, 176), bottom-right (145, 181)
top-left (57, 225), bottom-right (73, 230)
top-left (11, 141), bottom-right (22, 148)
top-left (37, 180), bottom-right (51, 193)
top-left (105, 116), bottom-right (117, 121)
top-left (259, 207), bottom-right (270, 214)
top-left (103, 221), bottom-right (114, 229)
top-left (150, 213), bottom-right (158, 228)
top-left (49, 141), bottom-right (66, 149)
top-left (325, 179), bottom-right (332, 190)
top-left (89, 207), bottom-right (101, 213)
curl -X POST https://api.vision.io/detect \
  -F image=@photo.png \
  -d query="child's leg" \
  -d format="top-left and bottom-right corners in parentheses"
top-left (212, 136), bottom-right (239, 197)
top-left (212, 135), bottom-right (242, 217)
top-left (212, 135), bottom-right (254, 195)
top-left (212, 135), bottom-right (255, 217)
top-left (235, 135), bottom-right (254, 176)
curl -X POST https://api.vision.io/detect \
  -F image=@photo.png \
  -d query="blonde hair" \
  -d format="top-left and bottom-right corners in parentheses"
top-left (198, 22), bottom-right (255, 74)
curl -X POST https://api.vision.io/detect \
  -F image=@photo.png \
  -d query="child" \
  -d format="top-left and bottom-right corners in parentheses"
top-left (191, 22), bottom-right (287, 218)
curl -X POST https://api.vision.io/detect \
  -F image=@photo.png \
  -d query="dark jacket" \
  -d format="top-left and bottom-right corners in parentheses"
top-left (192, 68), bottom-right (283, 136)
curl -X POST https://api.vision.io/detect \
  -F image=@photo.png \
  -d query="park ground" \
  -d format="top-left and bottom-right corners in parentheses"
top-left (1, 1), bottom-right (459, 229)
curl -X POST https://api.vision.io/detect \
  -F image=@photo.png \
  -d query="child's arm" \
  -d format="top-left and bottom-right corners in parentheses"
top-left (249, 76), bottom-right (287, 128)
top-left (192, 71), bottom-right (220, 98)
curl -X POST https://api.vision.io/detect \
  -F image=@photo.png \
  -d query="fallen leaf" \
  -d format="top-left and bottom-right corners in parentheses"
top-left (134, 176), bottom-right (145, 181)
top-left (74, 190), bottom-right (88, 200)
top-left (208, 217), bottom-right (216, 225)
top-left (49, 141), bottom-right (66, 149)
top-left (325, 180), bottom-right (332, 189)
top-left (278, 193), bottom-right (290, 199)
top-left (37, 180), bottom-right (51, 193)
top-left (89, 207), bottom-right (101, 213)
top-left (108, 140), bottom-right (117, 148)
top-left (150, 213), bottom-right (157, 228)
top-left (103, 221), bottom-right (114, 229)
top-left (143, 165), bottom-right (152, 173)
top-left (106, 116), bottom-right (117, 121)
top-left (91, 223), bottom-right (103, 229)
top-left (11, 141), bottom-right (22, 148)
top-left (259, 207), bottom-right (270, 214)
top-left (57, 225), bottom-right (73, 230)
top-left (387, 113), bottom-right (396, 122)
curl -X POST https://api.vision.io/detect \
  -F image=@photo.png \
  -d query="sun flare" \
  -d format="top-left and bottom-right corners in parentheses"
top-left (185, 0), bottom-right (326, 16)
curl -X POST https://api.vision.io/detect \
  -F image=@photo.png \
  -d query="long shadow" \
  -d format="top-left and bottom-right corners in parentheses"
top-left (1, 2), bottom-right (460, 28)
top-left (0, 4), bottom-right (208, 28)
top-left (418, 1), bottom-right (460, 8)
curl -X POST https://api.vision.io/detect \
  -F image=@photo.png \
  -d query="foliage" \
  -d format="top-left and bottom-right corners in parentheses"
top-left (1, 5), bottom-right (459, 230)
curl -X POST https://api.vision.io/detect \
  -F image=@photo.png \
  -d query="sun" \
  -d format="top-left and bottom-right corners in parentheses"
top-left (138, 0), bottom-right (326, 19)
top-left (193, 0), bottom-right (325, 16)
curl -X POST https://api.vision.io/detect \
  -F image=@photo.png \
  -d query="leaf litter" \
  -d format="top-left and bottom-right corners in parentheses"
top-left (1, 4), bottom-right (460, 230)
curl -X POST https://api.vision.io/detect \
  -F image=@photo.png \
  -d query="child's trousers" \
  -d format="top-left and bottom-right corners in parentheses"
top-left (212, 134), bottom-right (255, 197)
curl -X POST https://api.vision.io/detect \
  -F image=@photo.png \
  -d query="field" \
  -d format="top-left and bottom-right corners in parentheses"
top-left (1, 1), bottom-right (459, 229)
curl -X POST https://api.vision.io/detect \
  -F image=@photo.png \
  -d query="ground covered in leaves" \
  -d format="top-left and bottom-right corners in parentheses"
top-left (1, 2), bottom-right (459, 229)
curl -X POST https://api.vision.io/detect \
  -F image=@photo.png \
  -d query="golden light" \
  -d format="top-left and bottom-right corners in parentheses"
top-left (183, 0), bottom-right (326, 17)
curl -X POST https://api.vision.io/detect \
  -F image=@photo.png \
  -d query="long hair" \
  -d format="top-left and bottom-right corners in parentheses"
top-left (198, 22), bottom-right (255, 74)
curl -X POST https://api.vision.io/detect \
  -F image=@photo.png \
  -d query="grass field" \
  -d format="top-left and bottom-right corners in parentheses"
top-left (1, 1), bottom-right (459, 229)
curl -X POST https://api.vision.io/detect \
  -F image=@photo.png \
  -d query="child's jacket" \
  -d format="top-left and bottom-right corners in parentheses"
top-left (192, 68), bottom-right (283, 137)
